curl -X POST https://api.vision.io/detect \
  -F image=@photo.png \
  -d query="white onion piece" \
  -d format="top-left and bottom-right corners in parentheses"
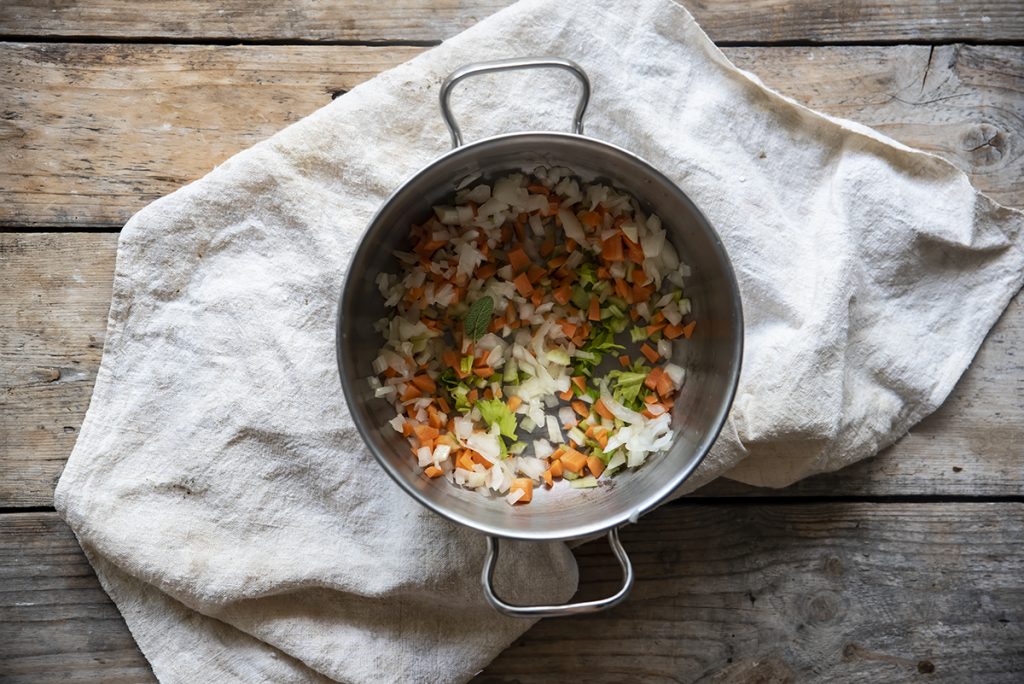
top-left (664, 363), bottom-right (686, 388)
top-left (599, 392), bottom-right (645, 425)
top-left (557, 208), bottom-right (586, 244)
top-left (546, 415), bottom-right (563, 443)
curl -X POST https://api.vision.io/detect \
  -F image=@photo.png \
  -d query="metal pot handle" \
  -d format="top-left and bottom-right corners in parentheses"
top-left (481, 528), bottom-right (633, 618)
top-left (439, 57), bottom-right (591, 149)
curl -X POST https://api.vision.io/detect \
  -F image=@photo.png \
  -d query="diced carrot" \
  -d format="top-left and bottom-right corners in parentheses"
top-left (427, 405), bottom-right (442, 429)
top-left (618, 354), bottom-right (630, 368)
top-left (549, 446), bottom-right (565, 462)
top-left (471, 451), bottom-right (493, 466)
top-left (644, 393), bottom-right (659, 404)
top-left (549, 459), bottom-right (564, 477)
top-left (640, 343), bottom-right (660, 363)
top-left (571, 400), bottom-right (590, 418)
top-left (681, 320), bottom-right (697, 339)
top-left (482, 387), bottom-right (494, 400)
top-left (586, 456), bottom-right (606, 478)
top-left (527, 183), bottom-right (550, 195)
top-left (571, 376), bottom-right (587, 392)
top-left (548, 254), bottom-right (568, 269)
top-left (596, 266), bottom-right (611, 280)
top-left (383, 367), bottom-right (400, 378)
top-left (542, 469), bottom-right (554, 487)
top-left (579, 210), bottom-right (602, 229)
top-left (587, 295), bottom-right (601, 321)
top-left (473, 366), bottom-right (495, 378)
top-left (633, 282), bottom-right (652, 302)
top-left (507, 396), bottom-right (523, 411)
top-left (629, 308), bottom-right (640, 321)
top-left (411, 374), bottom-right (436, 394)
top-left (558, 388), bottom-right (574, 401)
top-left (401, 421), bottom-right (414, 437)
top-left (457, 452), bottom-right (475, 471)
top-left (645, 366), bottom-right (663, 391)
top-left (663, 324), bottom-right (686, 339)
top-left (559, 321), bottom-right (578, 339)
top-left (614, 277), bottom-right (632, 301)
top-left (442, 350), bottom-right (459, 369)
top-left (560, 448), bottom-right (588, 474)
top-left (507, 247), bottom-right (530, 274)
top-left (593, 398), bottom-right (615, 421)
top-left (491, 316), bottom-right (507, 332)
top-left (476, 263), bottom-right (497, 280)
top-left (624, 236), bottom-right (645, 262)
top-left (530, 289), bottom-right (543, 306)
top-left (566, 238), bottom-right (578, 252)
top-left (476, 348), bottom-right (492, 366)
top-left (467, 389), bottom-right (479, 403)
top-left (527, 264), bottom-right (547, 284)
top-left (413, 424), bottom-right (439, 443)
top-left (400, 384), bottom-right (422, 401)
top-left (594, 428), bottom-right (609, 449)
top-left (646, 323), bottom-right (666, 336)
top-left (601, 234), bottom-right (624, 261)
top-left (414, 239), bottom-right (446, 257)
top-left (424, 465), bottom-right (444, 479)
top-left (500, 224), bottom-right (512, 245)
top-left (552, 282), bottom-right (577, 305)
top-left (656, 371), bottom-right (675, 398)
top-left (652, 311), bottom-right (666, 324)
top-left (510, 478), bottom-right (533, 503)
top-left (513, 272), bottom-right (533, 296)
top-left (540, 237), bottom-right (555, 257)
top-left (513, 219), bottom-right (526, 243)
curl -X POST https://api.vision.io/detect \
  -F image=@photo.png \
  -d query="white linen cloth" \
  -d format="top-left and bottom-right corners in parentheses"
top-left (55, 0), bottom-right (1023, 681)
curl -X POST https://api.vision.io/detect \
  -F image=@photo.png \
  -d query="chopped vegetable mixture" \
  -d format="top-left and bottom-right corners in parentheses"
top-left (370, 167), bottom-right (695, 505)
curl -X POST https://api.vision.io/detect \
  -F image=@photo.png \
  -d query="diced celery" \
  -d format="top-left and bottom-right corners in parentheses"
top-left (570, 476), bottom-right (599, 489)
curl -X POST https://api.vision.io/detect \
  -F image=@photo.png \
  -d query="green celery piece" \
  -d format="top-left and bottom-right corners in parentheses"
top-left (570, 286), bottom-right (590, 310)
top-left (476, 399), bottom-right (518, 439)
top-left (630, 326), bottom-right (649, 343)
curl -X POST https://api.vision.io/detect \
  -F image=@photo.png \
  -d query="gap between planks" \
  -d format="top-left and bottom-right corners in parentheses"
top-left (0, 0), bottom-right (1022, 44)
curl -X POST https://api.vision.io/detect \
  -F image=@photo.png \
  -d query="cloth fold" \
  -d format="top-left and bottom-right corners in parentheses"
top-left (55, 0), bottom-right (1023, 681)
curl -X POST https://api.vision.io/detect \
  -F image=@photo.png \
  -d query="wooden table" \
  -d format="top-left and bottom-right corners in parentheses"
top-left (1, 2), bottom-right (1022, 681)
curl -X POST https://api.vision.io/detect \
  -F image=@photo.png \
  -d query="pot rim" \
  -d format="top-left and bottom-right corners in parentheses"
top-left (337, 130), bottom-right (743, 541)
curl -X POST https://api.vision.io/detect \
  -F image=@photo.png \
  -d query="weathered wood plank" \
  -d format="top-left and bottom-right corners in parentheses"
top-left (483, 502), bottom-right (1024, 682)
top-left (697, 285), bottom-right (1024, 498)
top-left (0, 513), bottom-right (155, 683)
top-left (2, 505), bottom-right (1021, 682)
top-left (0, 0), bottom-right (1022, 44)
top-left (0, 233), bottom-right (118, 507)
top-left (1, 43), bottom-right (1021, 228)
top-left (0, 43), bottom-right (423, 228)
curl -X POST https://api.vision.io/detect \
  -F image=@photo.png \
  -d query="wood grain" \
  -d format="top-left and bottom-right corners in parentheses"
top-left (0, 0), bottom-right (1022, 44)
top-left (1, 43), bottom-right (1021, 228)
top-left (2, 505), bottom-right (1021, 682)
top-left (0, 233), bottom-right (118, 507)
top-left (0, 43), bottom-right (423, 228)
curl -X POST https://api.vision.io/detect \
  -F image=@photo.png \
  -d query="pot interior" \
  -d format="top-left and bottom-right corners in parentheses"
top-left (338, 133), bottom-right (742, 540)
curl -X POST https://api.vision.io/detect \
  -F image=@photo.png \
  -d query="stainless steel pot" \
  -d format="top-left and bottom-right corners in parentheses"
top-left (337, 58), bottom-right (743, 617)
